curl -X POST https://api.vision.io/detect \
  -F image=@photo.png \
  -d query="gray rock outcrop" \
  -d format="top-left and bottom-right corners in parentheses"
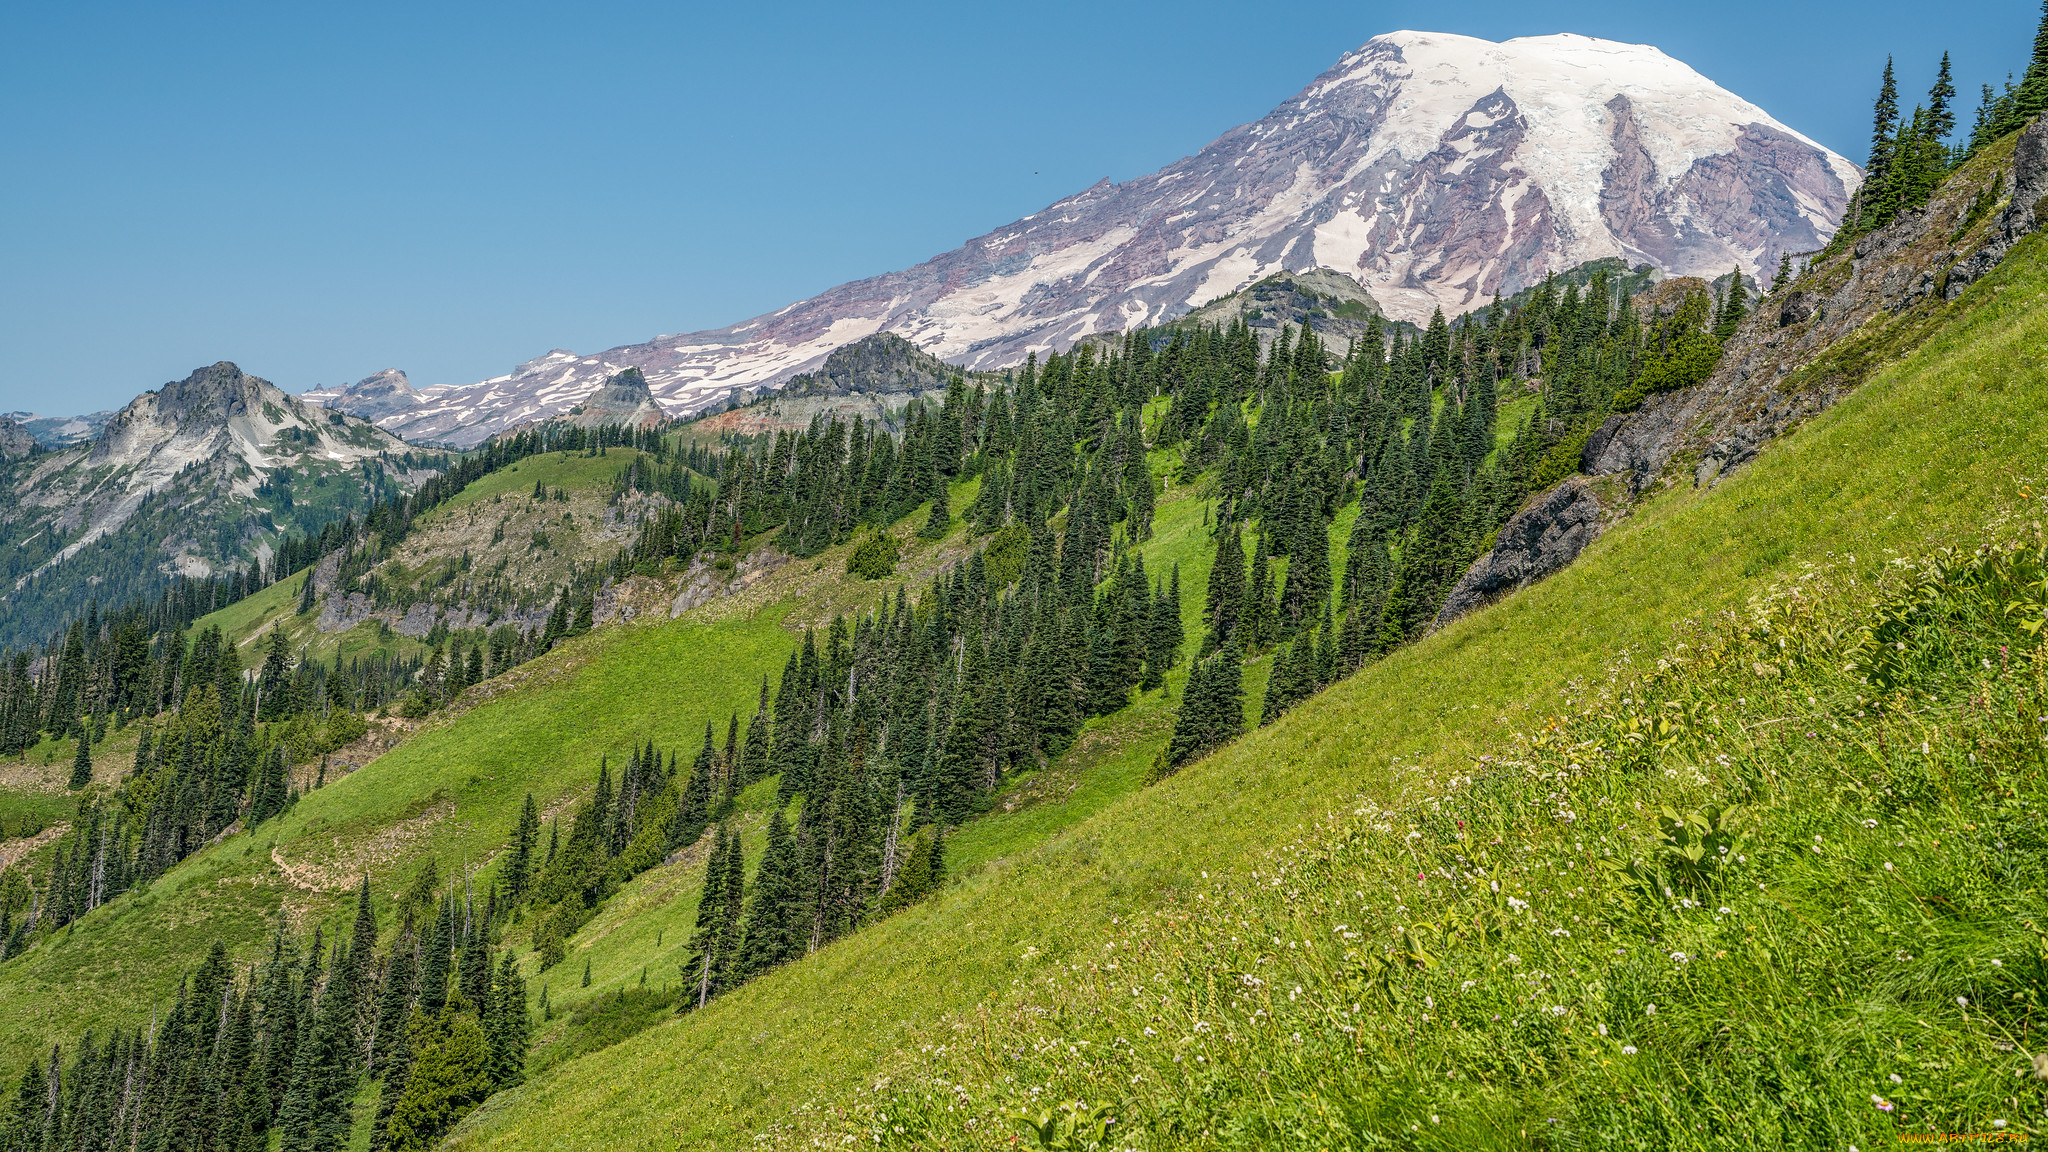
top-left (0, 417), bottom-right (34, 461)
top-left (560, 367), bottom-right (668, 429)
top-left (1434, 477), bottom-right (1605, 628)
top-left (1946, 115), bottom-right (2048, 298)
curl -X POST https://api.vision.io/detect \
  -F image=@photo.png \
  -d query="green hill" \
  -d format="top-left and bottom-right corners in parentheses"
top-left (426, 249), bottom-right (2048, 1144)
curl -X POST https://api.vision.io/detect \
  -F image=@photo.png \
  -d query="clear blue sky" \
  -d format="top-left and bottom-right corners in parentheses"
top-left (0, 0), bottom-right (2034, 415)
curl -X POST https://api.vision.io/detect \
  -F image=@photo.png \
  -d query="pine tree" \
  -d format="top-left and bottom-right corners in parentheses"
top-left (483, 953), bottom-right (529, 1088)
top-left (737, 808), bottom-right (801, 976)
top-left (1200, 520), bottom-right (1245, 655)
top-left (1861, 58), bottom-right (1902, 231)
top-left (1713, 268), bottom-right (1748, 339)
top-left (68, 733), bottom-right (90, 791)
top-left (505, 794), bottom-right (538, 900)
top-left (382, 1004), bottom-right (494, 1152)
top-left (2020, 1), bottom-right (2048, 125)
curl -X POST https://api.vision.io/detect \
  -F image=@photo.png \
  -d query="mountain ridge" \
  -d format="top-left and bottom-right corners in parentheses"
top-left (329, 29), bottom-right (1854, 447)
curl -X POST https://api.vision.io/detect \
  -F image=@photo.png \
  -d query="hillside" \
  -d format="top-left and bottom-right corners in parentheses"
top-left (410, 144), bottom-right (2048, 1145)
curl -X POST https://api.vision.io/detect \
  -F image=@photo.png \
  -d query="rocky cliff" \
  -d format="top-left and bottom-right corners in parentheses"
top-left (0, 419), bottom-right (34, 462)
top-left (558, 367), bottom-right (669, 430)
top-left (301, 368), bottom-right (426, 423)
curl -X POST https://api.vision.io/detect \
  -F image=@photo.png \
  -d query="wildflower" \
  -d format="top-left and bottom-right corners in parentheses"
top-left (1957, 996), bottom-right (1969, 1008)
top-left (1461, 980), bottom-right (1475, 989)
top-left (1597, 1023), bottom-right (1608, 1036)
top-left (1862, 819), bottom-right (1878, 828)
top-left (1621, 1045), bottom-right (1638, 1055)
top-left (1883, 862), bottom-right (1894, 871)
top-left (1549, 1005), bottom-right (1567, 1016)
top-left (1718, 907), bottom-right (1733, 916)
top-left (1507, 897), bottom-right (1529, 912)
top-left (1994, 1120), bottom-right (2009, 1129)
top-left (1670, 951), bottom-right (1690, 964)
top-left (1550, 928), bottom-right (1571, 937)
top-left (1645, 1004), bottom-right (1656, 1016)
top-left (1872, 1095), bottom-right (1895, 1112)
top-left (1506, 953), bottom-right (1522, 965)
top-left (1889, 1074), bottom-right (1902, 1084)
top-left (1992, 959), bottom-right (2004, 967)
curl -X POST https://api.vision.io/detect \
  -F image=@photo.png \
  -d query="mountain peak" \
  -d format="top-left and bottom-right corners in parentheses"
top-left (357, 29), bottom-right (1855, 446)
top-left (559, 367), bottom-right (668, 430)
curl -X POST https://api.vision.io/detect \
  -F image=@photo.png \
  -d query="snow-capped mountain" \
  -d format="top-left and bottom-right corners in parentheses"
top-left (338, 30), bottom-right (1856, 447)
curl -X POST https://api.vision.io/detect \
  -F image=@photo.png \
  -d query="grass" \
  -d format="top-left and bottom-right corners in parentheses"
top-left (866, 536), bottom-right (2048, 1148)
top-left (438, 236), bottom-right (2048, 1150)
top-left (445, 449), bottom-right (652, 512)
top-left (0, 593), bottom-right (795, 1069)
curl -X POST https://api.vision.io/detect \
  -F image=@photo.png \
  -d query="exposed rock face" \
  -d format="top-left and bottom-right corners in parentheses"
top-left (1434, 477), bottom-right (1606, 628)
top-left (783, 333), bottom-right (958, 397)
top-left (1946, 116), bottom-right (2048, 298)
top-left (359, 30), bottom-right (1853, 447)
top-left (1440, 123), bottom-right (2042, 634)
top-left (686, 334), bottom-right (975, 441)
top-left (1175, 267), bottom-right (1396, 352)
top-left (0, 418), bottom-right (33, 461)
top-left (303, 369), bottom-right (426, 423)
top-left (559, 367), bottom-right (669, 430)
top-left (0, 363), bottom-right (420, 645)
top-left (1587, 130), bottom-right (2036, 498)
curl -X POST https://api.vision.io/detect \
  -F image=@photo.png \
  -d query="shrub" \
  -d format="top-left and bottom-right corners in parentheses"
top-left (847, 532), bottom-right (901, 580)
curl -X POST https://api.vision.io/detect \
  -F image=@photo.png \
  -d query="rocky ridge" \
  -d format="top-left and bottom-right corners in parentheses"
top-left (0, 363), bottom-right (427, 647)
top-left (683, 333), bottom-right (981, 442)
top-left (557, 367), bottom-right (669, 431)
top-left (1173, 267), bottom-right (1401, 352)
top-left (1434, 120), bottom-right (2047, 629)
top-left (0, 420), bottom-right (34, 462)
top-left (300, 369), bottom-right (426, 423)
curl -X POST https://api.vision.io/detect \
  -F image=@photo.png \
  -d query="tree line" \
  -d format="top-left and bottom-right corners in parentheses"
top-left (0, 873), bottom-right (529, 1152)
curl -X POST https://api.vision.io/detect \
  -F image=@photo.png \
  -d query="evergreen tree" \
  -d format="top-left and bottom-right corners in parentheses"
top-left (737, 808), bottom-right (802, 977)
top-left (1201, 520), bottom-right (1245, 654)
top-left (382, 1004), bottom-right (493, 1152)
top-left (67, 733), bottom-right (90, 791)
top-left (1861, 58), bottom-right (1902, 230)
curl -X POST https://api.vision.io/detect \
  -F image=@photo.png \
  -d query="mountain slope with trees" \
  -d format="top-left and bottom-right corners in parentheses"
top-left (6, 22), bottom-right (2048, 1146)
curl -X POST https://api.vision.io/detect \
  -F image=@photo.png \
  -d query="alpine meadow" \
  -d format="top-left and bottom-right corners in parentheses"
top-left (6, 9), bottom-right (2048, 1150)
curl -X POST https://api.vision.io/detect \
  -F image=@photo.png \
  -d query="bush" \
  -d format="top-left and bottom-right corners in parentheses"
top-left (321, 709), bottom-right (367, 751)
top-left (982, 524), bottom-right (1030, 588)
top-left (847, 532), bottom-right (901, 580)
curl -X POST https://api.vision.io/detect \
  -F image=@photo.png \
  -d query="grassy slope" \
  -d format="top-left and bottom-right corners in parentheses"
top-left (0, 457), bottom-right (1225, 1064)
top-left (443, 238), bottom-right (2048, 1149)
top-left (0, 449), bottom-right (776, 1067)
